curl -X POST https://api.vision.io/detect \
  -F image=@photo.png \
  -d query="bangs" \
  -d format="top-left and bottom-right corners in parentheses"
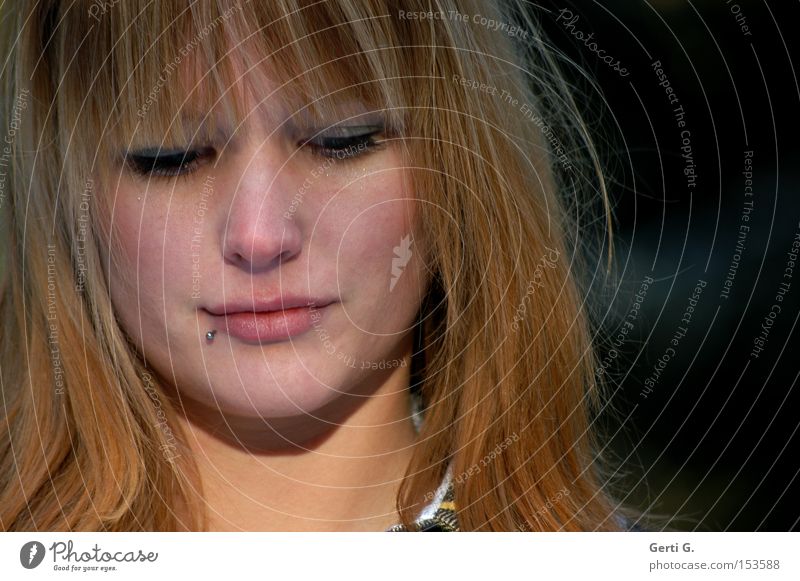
top-left (60, 0), bottom-right (408, 159)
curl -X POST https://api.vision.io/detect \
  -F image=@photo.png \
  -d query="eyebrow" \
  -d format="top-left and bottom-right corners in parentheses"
top-left (170, 96), bottom-right (298, 141)
top-left (127, 96), bottom-right (385, 154)
top-left (176, 110), bottom-right (235, 141)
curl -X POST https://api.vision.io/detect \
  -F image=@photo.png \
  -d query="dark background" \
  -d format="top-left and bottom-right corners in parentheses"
top-left (535, 0), bottom-right (800, 530)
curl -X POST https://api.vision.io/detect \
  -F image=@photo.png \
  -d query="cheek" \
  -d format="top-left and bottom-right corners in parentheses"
top-left (324, 172), bottom-right (415, 284)
top-left (345, 202), bottom-right (413, 265)
top-left (317, 170), bottom-right (426, 332)
top-left (106, 189), bottom-right (194, 310)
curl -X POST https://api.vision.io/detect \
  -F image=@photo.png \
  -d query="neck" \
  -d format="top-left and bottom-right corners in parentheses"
top-left (174, 353), bottom-right (419, 531)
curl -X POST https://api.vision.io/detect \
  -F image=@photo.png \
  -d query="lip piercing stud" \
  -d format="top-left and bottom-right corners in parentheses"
top-left (206, 330), bottom-right (217, 341)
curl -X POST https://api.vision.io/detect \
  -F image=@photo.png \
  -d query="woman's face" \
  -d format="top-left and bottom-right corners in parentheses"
top-left (102, 80), bottom-right (429, 432)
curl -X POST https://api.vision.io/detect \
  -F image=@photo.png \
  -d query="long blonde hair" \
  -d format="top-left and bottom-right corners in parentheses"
top-left (1, 0), bottom-right (629, 531)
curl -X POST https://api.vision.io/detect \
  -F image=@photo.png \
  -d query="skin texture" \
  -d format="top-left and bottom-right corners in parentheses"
top-left (102, 76), bottom-right (430, 529)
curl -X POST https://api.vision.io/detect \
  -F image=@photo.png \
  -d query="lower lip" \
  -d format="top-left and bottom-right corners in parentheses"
top-left (207, 305), bottom-right (328, 344)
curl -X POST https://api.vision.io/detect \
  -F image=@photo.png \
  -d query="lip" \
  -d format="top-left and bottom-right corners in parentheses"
top-left (204, 294), bottom-right (333, 316)
top-left (203, 296), bottom-right (334, 344)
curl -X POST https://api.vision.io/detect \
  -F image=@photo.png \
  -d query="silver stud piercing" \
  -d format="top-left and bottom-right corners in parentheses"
top-left (206, 330), bottom-right (217, 341)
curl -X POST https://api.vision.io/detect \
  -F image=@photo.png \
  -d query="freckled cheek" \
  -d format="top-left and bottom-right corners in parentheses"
top-left (327, 194), bottom-right (425, 334)
top-left (316, 178), bottom-right (416, 279)
top-left (110, 199), bottom-right (196, 305)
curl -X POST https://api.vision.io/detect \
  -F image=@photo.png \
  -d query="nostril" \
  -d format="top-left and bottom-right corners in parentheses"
top-left (223, 208), bottom-right (303, 270)
top-left (225, 252), bottom-right (246, 268)
top-left (277, 248), bottom-right (297, 264)
top-left (224, 244), bottom-right (299, 270)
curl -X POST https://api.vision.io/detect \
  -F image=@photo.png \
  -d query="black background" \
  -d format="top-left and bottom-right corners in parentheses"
top-left (534, 0), bottom-right (800, 530)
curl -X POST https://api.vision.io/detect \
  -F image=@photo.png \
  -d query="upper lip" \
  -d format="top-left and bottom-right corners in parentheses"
top-left (204, 294), bottom-right (334, 316)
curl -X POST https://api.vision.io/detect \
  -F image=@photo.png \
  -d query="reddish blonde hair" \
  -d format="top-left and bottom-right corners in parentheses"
top-left (1, 0), bottom-right (629, 530)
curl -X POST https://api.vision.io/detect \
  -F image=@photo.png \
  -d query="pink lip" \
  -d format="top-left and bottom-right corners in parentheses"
top-left (204, 295), bottom-right (332, 315)
top-left (203, 296), bottom-right (334, 344)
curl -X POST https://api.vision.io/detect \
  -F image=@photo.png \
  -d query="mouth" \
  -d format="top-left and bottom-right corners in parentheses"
top-left (203, 297), bottom-right (335, 344)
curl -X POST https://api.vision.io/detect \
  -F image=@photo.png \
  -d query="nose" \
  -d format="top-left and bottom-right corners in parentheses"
top-left (222, 151), bottom-right (303, 272)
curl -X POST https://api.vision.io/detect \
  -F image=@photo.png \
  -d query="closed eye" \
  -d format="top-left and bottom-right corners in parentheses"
top-left (124, 125), bottom-right (383, 178)
top-left (126, 146), bottom-right (216, 178)
top-left (302, 125), bottom-right (385, 160)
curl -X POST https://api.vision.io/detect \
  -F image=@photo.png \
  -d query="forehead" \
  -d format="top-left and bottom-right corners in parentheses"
top-left (66, 1), bottom-right (404, 153)
top-left (181, 48), bottom-right (386, 122)
top-left (127, 43), bottom-right (383, 147)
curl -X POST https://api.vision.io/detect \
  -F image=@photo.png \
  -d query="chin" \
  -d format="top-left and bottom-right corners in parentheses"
top-left (196, 363), bottom-right (348, 418)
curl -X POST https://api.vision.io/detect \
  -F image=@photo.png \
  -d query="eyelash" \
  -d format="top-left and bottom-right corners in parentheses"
top-left (126, 127), bottom-right (385, 178)
top-left (126, 147), bottom-right (214, 178)
top-left (303, 127), bottom-right (385, 160)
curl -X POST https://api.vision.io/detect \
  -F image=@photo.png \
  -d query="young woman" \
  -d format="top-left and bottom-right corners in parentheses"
top-left (0, 0), bottom-right (635, 531)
